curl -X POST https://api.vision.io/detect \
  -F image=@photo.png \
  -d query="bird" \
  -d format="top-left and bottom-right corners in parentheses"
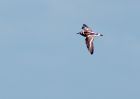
top-left (77, 24), bottom-right (103, 55)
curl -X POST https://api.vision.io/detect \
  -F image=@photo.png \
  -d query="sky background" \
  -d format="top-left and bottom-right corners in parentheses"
top-left (0, 0), bottom-right (140, 99)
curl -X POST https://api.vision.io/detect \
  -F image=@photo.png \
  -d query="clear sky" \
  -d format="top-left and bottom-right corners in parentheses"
top-left (0, 0), bottom-right (140, 99)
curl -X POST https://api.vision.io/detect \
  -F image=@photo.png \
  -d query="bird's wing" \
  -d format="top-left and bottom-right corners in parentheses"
top-left (82, 24), bottom-right (88, 28)
top-left (85, 35), bottom-right (94, 54)
top-left (82, 24), bottom-right (93, 33)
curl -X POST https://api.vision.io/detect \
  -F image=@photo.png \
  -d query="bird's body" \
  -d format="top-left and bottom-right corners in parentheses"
top-left (77, 24), bottom-right (103, 55)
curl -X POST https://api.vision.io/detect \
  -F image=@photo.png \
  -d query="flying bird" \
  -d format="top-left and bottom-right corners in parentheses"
top-left (77, 24), bottom-right (103, 55)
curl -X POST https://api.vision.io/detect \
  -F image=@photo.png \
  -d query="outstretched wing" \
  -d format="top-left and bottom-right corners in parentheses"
top-left (82, 24), bottom-right (93, 33)
top-left (85, 35), bottom-right (94, 54)
top-left (82, 24), bottom-right (88, 29)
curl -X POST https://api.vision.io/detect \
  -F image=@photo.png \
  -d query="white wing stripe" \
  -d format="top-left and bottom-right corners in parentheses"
top-left (89, 37), bottom-right (93, 49)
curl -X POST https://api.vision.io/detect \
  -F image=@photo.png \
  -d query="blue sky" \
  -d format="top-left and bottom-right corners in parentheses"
top-left (0, 0), bottom-right (140, 99)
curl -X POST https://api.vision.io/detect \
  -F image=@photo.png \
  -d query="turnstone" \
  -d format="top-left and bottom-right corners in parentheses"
top-left (77, 24), bottom-right (103, 55)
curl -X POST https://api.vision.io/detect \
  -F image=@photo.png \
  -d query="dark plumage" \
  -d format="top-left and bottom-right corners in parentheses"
top-left (77, 24), bottom-right (103, 55)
